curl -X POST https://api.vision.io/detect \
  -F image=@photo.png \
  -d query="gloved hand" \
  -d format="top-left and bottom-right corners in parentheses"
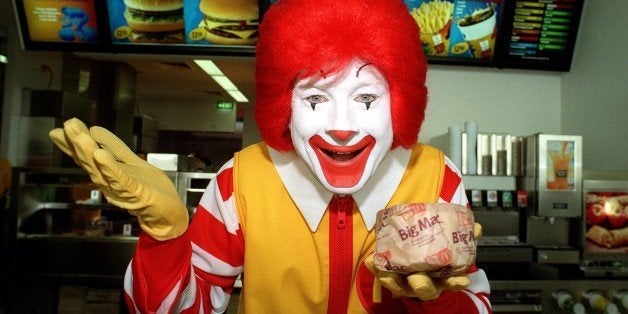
top-left (49, 118), bottom-right (188, 240)
top-left (365, 222), bottom-right (483, 300)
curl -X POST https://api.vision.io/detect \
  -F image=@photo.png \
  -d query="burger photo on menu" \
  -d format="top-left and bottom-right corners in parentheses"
top-left (184, 0), bottom-right (259, 46)
top-left (107, 0), bottom-right (185, 44)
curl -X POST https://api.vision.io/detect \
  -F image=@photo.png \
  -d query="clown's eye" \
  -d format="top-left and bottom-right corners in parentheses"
top-left (305, 95), bottom-right (329, 110)
top-left (354, 94), bottom-right (377, 110)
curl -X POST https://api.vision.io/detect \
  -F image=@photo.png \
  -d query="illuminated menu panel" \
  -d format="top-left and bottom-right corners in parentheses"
top-left (106, 0), bottom-right (259, 47)
top-left (404, 0), bottom-right (502, 60)
top-left (107, 0), bottom-right (186, 45)
top-left (21, 0), bottom-right (100, 43)
top-left (584, 191), bottom-right (628, 255)
top-left (12, 0), bottom-right (584, 70)
top-left (502, 0), bottom-right (583, 70)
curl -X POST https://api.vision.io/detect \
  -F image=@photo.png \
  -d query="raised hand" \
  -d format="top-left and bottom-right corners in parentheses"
top-left (49, 118), bottom-right (188, 240)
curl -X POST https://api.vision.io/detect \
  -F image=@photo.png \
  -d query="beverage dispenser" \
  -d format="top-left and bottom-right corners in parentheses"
top-left (523, 134), bottom-right (583, 264)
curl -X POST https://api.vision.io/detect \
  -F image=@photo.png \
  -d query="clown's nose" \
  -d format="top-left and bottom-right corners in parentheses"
top-left (329, 130), bottom-right (357, 141)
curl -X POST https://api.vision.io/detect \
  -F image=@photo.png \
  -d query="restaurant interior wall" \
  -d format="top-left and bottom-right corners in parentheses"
top-left (560, 0), bottom-right (628, 171)
top-left (139, 92), bottom-right (237, 134)
top-left (1, 0), bottom-right (627, 172)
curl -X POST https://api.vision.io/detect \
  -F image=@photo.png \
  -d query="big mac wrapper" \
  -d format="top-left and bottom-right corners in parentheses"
top-left (374, 203), bottom-right (476, 276)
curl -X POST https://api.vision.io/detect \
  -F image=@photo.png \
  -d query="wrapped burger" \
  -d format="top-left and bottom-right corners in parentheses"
top-left (373, 203), bottom-right (476, 276)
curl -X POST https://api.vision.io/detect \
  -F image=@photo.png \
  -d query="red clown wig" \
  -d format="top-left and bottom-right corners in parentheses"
top-left (255, 0), bottom-right (428, 152)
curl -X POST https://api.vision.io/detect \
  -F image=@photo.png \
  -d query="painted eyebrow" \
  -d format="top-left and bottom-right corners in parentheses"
top-left (356, 63), bottom-right (372, 77)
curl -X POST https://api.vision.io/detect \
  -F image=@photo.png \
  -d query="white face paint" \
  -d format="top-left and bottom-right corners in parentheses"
top-left (290, 60), bottom-right (393, 195)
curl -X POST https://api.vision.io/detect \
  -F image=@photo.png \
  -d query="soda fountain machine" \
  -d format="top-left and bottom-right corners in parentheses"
top-left (523, 134), bottom-right (583, 265)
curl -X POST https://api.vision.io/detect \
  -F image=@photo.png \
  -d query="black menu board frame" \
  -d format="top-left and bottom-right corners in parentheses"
top-left (12, 0), bottom-right (586, 71)
top-left (496, 0), bottom-right (585, 71)
top-left (13, 0), bottom-right (262, 57)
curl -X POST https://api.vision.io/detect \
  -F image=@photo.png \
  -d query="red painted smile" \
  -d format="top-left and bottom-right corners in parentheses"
top-left (309, 135), bottom-right (376, 188)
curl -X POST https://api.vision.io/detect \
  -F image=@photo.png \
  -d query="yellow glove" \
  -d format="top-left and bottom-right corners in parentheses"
top-left (49, 118), bottom-right (188, 240)
top-left (365, 222), bottom-right (482, 300)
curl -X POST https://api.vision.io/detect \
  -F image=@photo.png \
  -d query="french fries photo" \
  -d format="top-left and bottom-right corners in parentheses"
top-left (410, 0), bottom-right (454, 35)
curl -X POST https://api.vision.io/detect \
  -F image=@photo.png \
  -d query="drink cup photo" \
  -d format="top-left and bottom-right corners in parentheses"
top-left (457, 6), bottom-right (496, 59)
top-left (546, 140), bottom-right (574, 190)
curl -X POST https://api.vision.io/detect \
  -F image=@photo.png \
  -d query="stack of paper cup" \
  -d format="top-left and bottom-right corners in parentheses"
top-left (448, 126), bottom-right (462, 170)
top-left (465, 121), bottom-right (478, 175)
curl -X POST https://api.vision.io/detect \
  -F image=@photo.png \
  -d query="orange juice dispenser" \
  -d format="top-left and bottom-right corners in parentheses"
top-left (523, 134), bottom-right (583, 264)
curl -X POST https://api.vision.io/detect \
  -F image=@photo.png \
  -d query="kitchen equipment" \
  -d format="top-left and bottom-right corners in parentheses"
top-left (176, 172), bottom-right (216, 216)
top-left (464, 176), bottom-right (534, 278)
top-left (147, 153), bottom-right (191, 172)
top-left (580, 171), bottom-right (628, 277)
top-left (6, 167), bottom-right (138, 284)
top-left (489, 280), bottom-right (627, 313)
top-left (523, 134), bottom-right (583, 264)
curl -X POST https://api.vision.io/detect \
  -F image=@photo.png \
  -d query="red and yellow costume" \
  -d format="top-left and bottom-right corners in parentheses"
top-left (123, 143), bottom-right (491, 313)
top-left (51, 0), bottom-right (494, 312)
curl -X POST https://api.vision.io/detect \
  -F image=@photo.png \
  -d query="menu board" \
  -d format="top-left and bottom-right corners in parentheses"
top-left (107, 0), bottom-right (186, 44)
top-left (18, 0), bottom-right (100, 43)
top-left (13, 0), bottom-right (583, 70)
top-left (404, 0), bottom-right (502, 60)
top-left (106, 0), bottom-right (258, 47)
top-left (584, 192), bottom-right (628, 255)
top-left (184, 0), bottom-right (259, 47)
top-left (499, 0), bottom-right (583, 70)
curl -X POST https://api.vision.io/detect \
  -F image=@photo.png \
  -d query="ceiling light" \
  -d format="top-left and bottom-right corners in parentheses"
top-left (228, 90), bottom-right (249, 103)
top-left (194, 60), bottom-right (222, 76)
top-left (194, 59), bottom-right (249, 103)
top-left (0, 55), bottom-right (7, 64)
top-left (212, 75), bottom-right (238, 91)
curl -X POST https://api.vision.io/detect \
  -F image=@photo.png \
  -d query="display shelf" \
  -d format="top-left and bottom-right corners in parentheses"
top-left (3, 167), bottom-right (218, 289)
top-left (16, 233), bottom-right (138, 242)
top-left (177, 172), bottom-right (216, 214)
top-left (36, 201), bottom-right (129, 211)
top-left (5, 167), bottom-right (140, 285)
top-left (186, 188), bottom-right (207, 193)
top-left (463, 175), bottom-right (518, 191)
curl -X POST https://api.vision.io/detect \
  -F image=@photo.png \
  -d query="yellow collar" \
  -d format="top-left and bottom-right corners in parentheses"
top-left (268, 147), bottom-right (411, 232)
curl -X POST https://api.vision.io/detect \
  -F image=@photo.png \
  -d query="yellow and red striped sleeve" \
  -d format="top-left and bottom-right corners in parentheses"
top-left (124, 159), bottom-right (244, 313)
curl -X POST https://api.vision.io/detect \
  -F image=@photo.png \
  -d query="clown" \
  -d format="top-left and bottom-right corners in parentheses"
top-left (50, 0), bottom-right (491, 313)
